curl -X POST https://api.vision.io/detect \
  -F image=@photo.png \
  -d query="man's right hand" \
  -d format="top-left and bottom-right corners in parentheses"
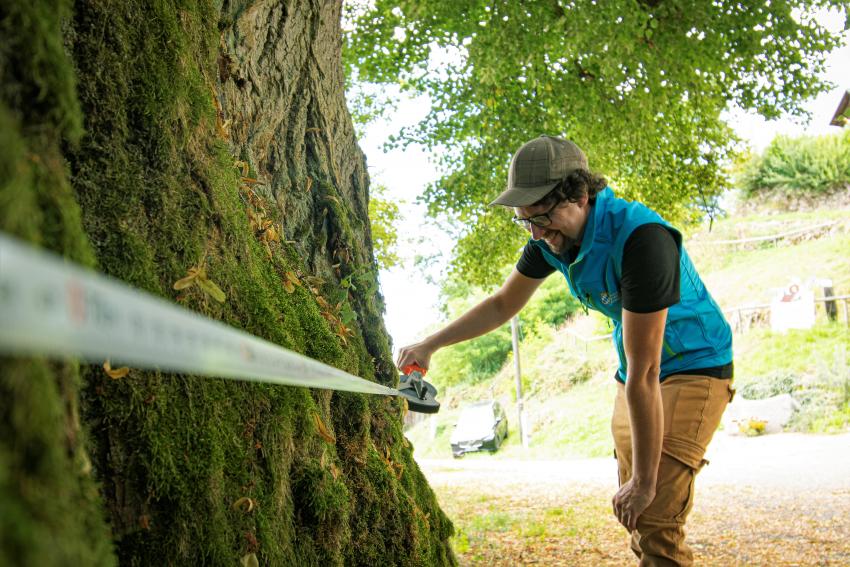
top-left (396, 341), bottom-right (435, 373)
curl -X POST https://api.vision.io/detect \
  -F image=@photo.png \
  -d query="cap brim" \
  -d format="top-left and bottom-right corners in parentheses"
top-left (489, 181), bottom-right (559, 207)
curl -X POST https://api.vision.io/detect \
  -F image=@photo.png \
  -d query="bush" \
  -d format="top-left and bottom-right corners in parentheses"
top-left (737, 371), bottom-right (797, 399)
top-left (429, 325), bottom-right (513, 386)
top-left (428, 272), bottom-right (581, 387)
top-left (737, 131), bottom-right (850, 199)
top-left (736, 365), bottom-right (850, 433)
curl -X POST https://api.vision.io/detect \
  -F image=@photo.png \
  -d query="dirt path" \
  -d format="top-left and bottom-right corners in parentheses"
top-left (418, 432), bottom-right (850, 566)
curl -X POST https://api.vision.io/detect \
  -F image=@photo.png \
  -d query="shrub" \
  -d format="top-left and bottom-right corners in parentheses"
top-left (737, 131), bottom-right (850, 199)
top-left (428, 272), bottom-right (581, 387)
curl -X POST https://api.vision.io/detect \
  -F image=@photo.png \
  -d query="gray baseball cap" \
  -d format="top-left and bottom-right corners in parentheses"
top-left (490, 135), bottom-right (588, 207)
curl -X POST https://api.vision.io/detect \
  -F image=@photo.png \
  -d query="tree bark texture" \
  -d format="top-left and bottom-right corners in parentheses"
top-left (0, 1), bottom-right (455, 565)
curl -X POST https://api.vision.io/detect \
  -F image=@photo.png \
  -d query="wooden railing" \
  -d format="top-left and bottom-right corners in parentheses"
top-left (689, 221), bottom-right (839, 248)
top-left (724, 294), bottom-right (850, 332)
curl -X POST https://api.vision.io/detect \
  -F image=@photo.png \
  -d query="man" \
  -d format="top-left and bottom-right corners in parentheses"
top-left (396, 135), bottom-right (735, 566)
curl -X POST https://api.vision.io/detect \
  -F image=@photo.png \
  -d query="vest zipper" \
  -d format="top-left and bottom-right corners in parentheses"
top-left (567, 261), bottom-right (591, 315)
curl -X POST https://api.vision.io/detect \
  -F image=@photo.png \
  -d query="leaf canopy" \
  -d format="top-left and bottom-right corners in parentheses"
top-left (345, 0), bottom-right (846, 287)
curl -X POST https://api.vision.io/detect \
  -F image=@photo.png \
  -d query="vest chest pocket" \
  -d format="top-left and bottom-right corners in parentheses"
top-left (578, 281), bottom-right (622, 318)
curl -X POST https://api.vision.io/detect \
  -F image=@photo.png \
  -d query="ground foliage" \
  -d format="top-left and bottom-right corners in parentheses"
top-left (426, 274), bottom-right (581, 387)
top-left (736, 129), bottom-right (850, 198)
top-left (0, 0), bottom-right (454, 565)
top-left (429, 471), bottom-right (850, 566)
top-left (345, 0), bottom-right (847, 287)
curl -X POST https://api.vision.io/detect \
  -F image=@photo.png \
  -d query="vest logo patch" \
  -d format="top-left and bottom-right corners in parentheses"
top-left (600, 291), bottom-right (620, 305)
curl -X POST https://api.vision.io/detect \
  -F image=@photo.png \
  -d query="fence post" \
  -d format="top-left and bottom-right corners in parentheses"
top-left (823, 279), bottom-right (837, 321)
top-left (511, 316), bottom-right (528, 448)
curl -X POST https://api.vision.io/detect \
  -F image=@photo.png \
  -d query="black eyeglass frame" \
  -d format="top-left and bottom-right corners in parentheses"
top-left (511, 201), bottom-right (560, 230)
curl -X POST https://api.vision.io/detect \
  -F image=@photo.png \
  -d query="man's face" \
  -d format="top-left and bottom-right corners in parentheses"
top-left (514, 194), bottom-right (590, 254)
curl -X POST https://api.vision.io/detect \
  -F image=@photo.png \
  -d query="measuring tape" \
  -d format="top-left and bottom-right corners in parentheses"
top-left (0, 233), bottom-right (399, 397)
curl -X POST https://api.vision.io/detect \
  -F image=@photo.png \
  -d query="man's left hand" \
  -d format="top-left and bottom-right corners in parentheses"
top-left (612, 478), bottom-right (656, 531)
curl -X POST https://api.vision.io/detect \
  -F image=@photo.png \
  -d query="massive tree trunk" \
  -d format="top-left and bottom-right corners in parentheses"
top-left (0, 1), bottom-right (455, 565)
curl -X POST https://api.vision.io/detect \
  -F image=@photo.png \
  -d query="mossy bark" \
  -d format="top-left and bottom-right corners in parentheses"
top-left (0, 1), bottom-right (455, 565)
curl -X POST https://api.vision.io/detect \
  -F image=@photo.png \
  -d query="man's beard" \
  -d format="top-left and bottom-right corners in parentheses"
top-left (544, 231), bottom-right (578, 255)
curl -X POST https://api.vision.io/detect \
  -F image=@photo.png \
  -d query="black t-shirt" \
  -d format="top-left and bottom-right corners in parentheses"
top-left (516, 223), bottom-right (732, 381)
top-left (517, 223), bottom-right (680, 311)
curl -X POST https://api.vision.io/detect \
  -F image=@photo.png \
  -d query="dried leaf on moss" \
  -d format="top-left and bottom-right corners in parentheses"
top-left (313, 413), bottom-right (336, 444)
top-left (173, 269), bottom-right (199, 290)
top-left (231, 497), bottom-right (255, 513)
top-left (103, 360), bottom-right (129, 379)
top-left (197, 277), bottom-right (226, 303)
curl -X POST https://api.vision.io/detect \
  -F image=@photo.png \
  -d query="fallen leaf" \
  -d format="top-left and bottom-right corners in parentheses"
top-left (231, 497), bottom-right (255, 513)
top-left (173, 271), bottom-right (198, 290)
top-left (103, 360), bottom-right (129, 379)
top-left (313, 413), bottom-right (336, 444)
top-left (197, 277), bottom-right (226, 303)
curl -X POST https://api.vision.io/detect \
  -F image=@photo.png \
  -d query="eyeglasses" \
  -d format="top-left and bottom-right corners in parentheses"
top-left (512, 202), bottom-right (558, 230)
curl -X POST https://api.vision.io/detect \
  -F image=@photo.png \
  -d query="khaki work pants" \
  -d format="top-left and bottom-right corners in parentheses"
top-left (612, 375), bottom-right (735, 567)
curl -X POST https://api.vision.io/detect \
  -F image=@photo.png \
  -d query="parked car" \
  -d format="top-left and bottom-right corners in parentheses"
top-left (450, 400), bottom-right (508, 458)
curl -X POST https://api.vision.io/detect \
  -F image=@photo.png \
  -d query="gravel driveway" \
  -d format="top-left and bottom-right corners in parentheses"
top-left (417, 431), bottom-right (850, 490)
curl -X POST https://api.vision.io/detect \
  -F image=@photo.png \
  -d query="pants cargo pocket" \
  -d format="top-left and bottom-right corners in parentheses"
top-left (639, 453), bottom-right (697, 527)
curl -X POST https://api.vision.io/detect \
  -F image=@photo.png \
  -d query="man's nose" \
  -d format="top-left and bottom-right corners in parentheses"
top-left (530, 224), bottom-right (545, 240)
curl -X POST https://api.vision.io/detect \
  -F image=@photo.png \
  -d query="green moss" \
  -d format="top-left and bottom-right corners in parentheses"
top-left (0, 358), bottom-right (115, 566)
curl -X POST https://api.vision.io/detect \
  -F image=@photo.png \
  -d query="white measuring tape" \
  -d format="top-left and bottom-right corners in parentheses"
top-left (0, 233), bottom-right (399, 397)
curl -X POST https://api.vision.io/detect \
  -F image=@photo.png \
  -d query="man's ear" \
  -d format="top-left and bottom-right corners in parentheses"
top-left (578, 192), bottom-right (590, 208)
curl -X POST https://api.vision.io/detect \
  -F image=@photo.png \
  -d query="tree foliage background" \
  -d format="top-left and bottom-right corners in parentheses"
top-left (345, 0), bottom-right (848, 288)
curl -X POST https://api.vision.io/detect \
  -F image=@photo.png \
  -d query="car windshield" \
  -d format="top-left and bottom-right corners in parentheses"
top-left (453, 404), bottom-right (496, 439)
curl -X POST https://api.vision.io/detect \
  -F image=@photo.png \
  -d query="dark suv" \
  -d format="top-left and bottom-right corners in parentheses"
top-left (450, 400), bottom-right (509, 458)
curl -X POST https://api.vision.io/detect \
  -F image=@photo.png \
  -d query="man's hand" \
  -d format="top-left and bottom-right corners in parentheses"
top-left (612, 478), bottom-right (656, 532)
top-left (396, 341), bottom-right (435, 372)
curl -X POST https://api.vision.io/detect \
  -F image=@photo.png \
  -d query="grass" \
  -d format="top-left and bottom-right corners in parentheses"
top-left (436, 483), bottom-right (626, 566)
top-left (427, 468), bottom-right (850, 566)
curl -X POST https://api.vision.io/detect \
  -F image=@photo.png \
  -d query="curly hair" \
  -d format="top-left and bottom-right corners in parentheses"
top-left (531, 169), bottom-right (608, 208)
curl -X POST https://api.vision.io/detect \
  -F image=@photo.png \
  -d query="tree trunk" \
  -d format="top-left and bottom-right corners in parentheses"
top-left (0, 1), bottom-right (455, 565)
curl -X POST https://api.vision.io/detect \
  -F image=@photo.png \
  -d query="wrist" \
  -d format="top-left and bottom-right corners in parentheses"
top-left (422, 334), bottom-right (443, 351)
top-left (630, 475), bottom-right (657, 492)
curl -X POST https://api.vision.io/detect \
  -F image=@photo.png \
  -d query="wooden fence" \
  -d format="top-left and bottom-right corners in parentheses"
top-left (724, 294), bottom-right (850, 333)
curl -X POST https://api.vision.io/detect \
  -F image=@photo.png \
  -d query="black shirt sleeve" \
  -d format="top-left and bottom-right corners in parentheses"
top-left (621, 224), bottom-right (680, 313)
top-left (516, 242), bottom-right (556, 279)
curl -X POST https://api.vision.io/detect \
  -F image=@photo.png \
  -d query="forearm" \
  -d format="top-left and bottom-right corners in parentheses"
top-left (423, 295), bottom-right (515, 350)
top-left (625, 368), bottom-right (664, 490)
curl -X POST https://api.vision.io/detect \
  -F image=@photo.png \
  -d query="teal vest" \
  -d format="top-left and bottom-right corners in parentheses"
top-left (532, 188), bottom-right (733, 381)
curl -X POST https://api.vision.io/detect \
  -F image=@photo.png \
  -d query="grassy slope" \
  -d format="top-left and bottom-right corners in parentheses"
top-left (407, 206), bottom-right (850, 460)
